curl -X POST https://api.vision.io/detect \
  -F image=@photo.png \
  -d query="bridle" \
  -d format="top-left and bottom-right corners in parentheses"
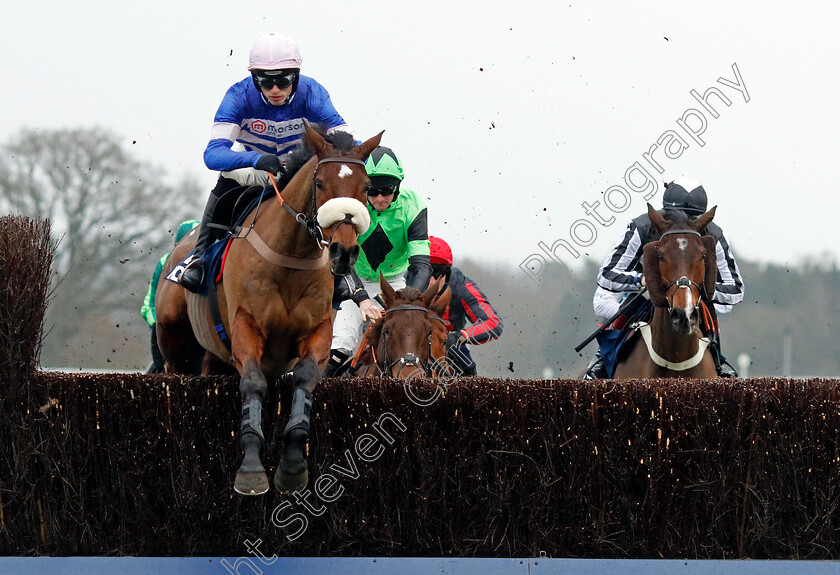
top-left (375, 305), bottom-right (446, 378)
top-left (635, 227), bottom-right (714, 371)
top-left (267, 156), bottom-right (366, 250)
top-left (658, 228), bottom-right (706, 313)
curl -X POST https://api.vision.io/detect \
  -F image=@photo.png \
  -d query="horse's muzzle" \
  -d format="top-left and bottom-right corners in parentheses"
top-left (671, 306), bottom-right (699, 336)
top-left (329, 243), bottom-right (360, 276)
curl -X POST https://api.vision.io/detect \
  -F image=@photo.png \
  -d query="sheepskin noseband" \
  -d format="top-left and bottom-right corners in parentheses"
top-left (317, 197), bottom-right (371, 235)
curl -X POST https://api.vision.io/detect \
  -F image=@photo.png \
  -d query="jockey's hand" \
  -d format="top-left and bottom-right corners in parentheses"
top-left (640, 276), bottom-right (646, 287)
top-left (359, 299), bottom-right (382, 322)
top-left (255, 155), bottom-right (285, 176)
top-left (446, 330), bottom-right (467, 350)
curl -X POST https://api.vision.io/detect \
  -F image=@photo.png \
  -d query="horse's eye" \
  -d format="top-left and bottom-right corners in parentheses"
top-left (657, 252), bottom-right (664, 261)
top-left (364, 183), bottom-right (372, 193)
top-left (314, 179), bottom-right (326, 191)
top-left (383, 328), bottom-right (390, 337)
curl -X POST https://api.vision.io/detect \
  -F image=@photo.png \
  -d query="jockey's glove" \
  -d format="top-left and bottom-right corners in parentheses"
top-left (447, 331), bottom-right (467, 350)
top-left (255, 154), bottom-right (286, 176)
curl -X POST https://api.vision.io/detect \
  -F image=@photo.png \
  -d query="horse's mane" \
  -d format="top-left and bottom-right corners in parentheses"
top-left (661, 209), bottom-right (691, 226)
top-left (275, 126), bottom-right (357, 188)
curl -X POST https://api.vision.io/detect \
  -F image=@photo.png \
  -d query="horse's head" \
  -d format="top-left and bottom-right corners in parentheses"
top-left (370, 275), bottom-right (446, 378)
top-left (643, 203), bottom-right (717, 335)
top-left (306, 123), bottom-right (383, 276)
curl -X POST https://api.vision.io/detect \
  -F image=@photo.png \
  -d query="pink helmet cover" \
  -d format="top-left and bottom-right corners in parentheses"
top-left (248, 33), bottom-right (302, 71)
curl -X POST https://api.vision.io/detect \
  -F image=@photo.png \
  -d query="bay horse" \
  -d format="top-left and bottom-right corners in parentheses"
top-left (352, 275), bottom-right (452, 378)
top-left (155, 124), bottom-right (383, 495)
top-left (613, 204), bottom-right (719, 379)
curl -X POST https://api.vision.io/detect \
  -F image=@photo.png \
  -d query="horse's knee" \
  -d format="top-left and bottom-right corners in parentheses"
top-left (239, 366), bottom-right (267, 398)
top-left (292, 357), bottom-right (319, 389)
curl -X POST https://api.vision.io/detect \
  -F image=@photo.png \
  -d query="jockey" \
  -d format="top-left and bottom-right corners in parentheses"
top-left (583, 178), bottom-right (744, 379)
top-left (178, 32), bottom-right (352, 292)
top-left (427, 236), bottom-right (504, 376)
top-left (141, 219), bottom-right (200, 373)
top-left (325, 146), bottom-right (432, 376)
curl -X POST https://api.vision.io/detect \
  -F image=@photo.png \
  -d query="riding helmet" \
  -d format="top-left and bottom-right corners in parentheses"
top-left (430, 236), bottom-right (453, 265)
top-left (365, 146), bottom-right (404, 199)
top-left (248, 33), bottom-right (303, 99)
top-left (662, 177), bottom-right (708, 216)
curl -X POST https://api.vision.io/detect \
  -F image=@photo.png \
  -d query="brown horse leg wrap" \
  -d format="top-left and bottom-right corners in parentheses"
top-left (284, 387), bottom-right (313, 435)
top-left (240, 396), bottom-right (265, 445)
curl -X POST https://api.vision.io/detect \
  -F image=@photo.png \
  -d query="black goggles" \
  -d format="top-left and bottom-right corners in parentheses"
top-left (253, 70), bottom-right (298, 90)
top-left (366, 185), bottom-right (397, 197)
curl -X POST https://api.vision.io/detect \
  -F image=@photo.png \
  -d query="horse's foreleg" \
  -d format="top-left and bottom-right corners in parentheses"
top-left (231, 309), bottom-right (270, 496)
top-left (274, 318), bottom-right (331, 493)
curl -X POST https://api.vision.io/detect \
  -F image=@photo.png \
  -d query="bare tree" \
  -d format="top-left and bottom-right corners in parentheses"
top-left (0, 127), bottom-right (203, 367)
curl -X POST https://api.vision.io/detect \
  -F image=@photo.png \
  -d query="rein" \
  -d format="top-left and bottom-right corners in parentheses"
top-left (236, 157), bottom-right (365, 269)
top-left (269, 157), bottom-right (367, 250)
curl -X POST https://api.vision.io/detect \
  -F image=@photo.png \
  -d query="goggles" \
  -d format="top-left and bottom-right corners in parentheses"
top-left (253, 70), bottom-right (298, 90)
top-left (431, 263), bottom-right (451, 278)
top-left (366, 185), bottom-right (398, 197)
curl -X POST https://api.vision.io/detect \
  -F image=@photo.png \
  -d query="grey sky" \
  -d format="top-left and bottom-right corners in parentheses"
top-left (2, 1), bottom-right (838, 277)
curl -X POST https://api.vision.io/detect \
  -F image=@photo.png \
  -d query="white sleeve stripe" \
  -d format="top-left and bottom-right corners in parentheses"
top-left (712, 242), bottom-right (744, 305)
top-left (597, 229), bottom-right (644, 292)
top-left (210, 122), bottom-right (240, 142)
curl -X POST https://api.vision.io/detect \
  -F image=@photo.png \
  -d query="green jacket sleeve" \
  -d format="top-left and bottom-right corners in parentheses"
top-left (141, 254), bottom-right (169, 327)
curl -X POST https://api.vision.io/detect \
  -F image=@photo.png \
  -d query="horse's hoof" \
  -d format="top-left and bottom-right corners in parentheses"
top-left (234, 470), bottom-right (270, 496)
top-left (274, 463), bottom-right (309, 494)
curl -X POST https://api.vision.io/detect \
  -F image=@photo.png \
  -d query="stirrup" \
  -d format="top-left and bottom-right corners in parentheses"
top-left (181, 253), bottom-right (203, 270)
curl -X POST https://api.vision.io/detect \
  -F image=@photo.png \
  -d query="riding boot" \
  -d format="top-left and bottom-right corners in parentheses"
top-left (583, 349), bottom-right (609, 380)
top-left (178, 177), bottom-right (236, 293)
top-left (324, 349), bottom-right (350, 377)
top-left (709, 338), bottom-right (738, 378)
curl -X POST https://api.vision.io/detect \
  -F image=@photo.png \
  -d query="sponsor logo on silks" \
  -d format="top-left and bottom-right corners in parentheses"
top-left (248, 118), bottom-right (305, 138)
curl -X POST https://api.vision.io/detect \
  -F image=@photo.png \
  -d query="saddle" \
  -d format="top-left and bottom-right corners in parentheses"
top-left (206, 185), bottom-right (272, 242)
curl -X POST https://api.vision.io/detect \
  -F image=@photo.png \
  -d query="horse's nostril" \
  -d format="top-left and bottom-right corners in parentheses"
top-left (329, 243), bottom-right (341, 260)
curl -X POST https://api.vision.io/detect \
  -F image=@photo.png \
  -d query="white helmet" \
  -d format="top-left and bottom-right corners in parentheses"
top-left (248, 33), bottom-right (302, 71)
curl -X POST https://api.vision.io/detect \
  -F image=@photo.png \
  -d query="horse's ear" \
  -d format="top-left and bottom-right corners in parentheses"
top-left (701, 235), bottom-right (718, 298)
top-left (421, 275), bottom-right (443, 309)
top-left (692, 205), bottom-right (717, 232)
top-left (648, 203), bottom-right (669, 235)
top-left (380, 272), bottom-right (396, 307)
top-left (430, 285), bottom-right (452, 317)
top-left (356, 131), bottom-right (385, 161)
top-left (642, 241), bottom-right (668, 307)
top-left (304, 121), bottom-right (331, 156)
